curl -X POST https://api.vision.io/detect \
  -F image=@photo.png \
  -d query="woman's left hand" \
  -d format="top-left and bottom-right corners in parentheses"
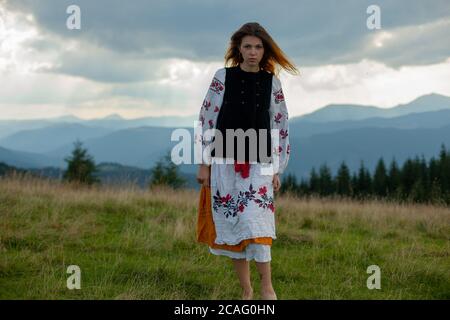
top-left (273, 174), bottom-right (281, 192)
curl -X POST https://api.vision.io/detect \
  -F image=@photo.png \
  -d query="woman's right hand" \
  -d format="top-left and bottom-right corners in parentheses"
top-left (196, 164), bottom-right (211, 187)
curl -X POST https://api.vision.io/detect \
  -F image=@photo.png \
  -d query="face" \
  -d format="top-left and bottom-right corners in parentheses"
top-left (239, 35), bottom-right (264, 67)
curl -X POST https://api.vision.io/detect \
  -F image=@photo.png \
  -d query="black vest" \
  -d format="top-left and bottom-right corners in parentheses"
top-left (212, 66), bottom-right (273, 163)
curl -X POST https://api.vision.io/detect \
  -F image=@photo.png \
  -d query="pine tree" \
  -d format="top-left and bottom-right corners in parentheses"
top-left (309, 167), bottom-right (320, 195)
top-left (429, 156), bottom-right (440, 188)
top-left (281, 173), bottom-right (298, 195)
top-left (438, 144), bottom-right (450, 201)
top-left (63, 140), bottom-right (99, 185)
top-left (387, 158), bottom-right (401, 200)
top-left (336, 161), bottom-right (352, 197)
top-left (298, 178), bottom-right (310, 196)
top-left (429, 179), bottom-right (443, 205)
top-left (351, 173), bottom-right (359, 199)
top-left (418, 154), bottom-right (430, 199)
top-left (318, 163), bottom-right (334, 196)
top-left (356, 160), bottom-right (372, 199)
top-left (373, 158), bottom-right (388, 198)
top-left (149, 151), bottom-right (186, 189)
top-left (149, 161), bottom-right (166, 186)
top-left (408, 155), bottom-right (428, 203)
top-left (410, 179), bottom-right (426, 203)
top-left (401, 159), bottom-right (417, 198)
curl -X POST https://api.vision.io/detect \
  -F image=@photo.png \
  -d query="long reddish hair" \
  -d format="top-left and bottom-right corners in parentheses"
top-left (224, 22), bottom-right (300, 77)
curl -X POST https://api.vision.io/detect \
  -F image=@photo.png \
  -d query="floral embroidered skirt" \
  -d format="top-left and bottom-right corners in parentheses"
top-left (197, 159), bottom-right (276, 262)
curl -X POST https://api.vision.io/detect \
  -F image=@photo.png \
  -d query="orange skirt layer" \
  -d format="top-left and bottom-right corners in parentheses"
top-left (197, 184), bottom-right (272, 252)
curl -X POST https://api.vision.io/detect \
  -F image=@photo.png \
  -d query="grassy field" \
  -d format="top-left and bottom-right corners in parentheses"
top-left (0, 173), bottom-right (449, 300)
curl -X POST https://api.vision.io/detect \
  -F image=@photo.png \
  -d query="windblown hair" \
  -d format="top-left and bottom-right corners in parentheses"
top-left (224, 22), bottom-right (300, 77)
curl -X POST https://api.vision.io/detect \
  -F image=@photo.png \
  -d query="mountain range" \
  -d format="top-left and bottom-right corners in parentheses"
top-left (1, 92), bottom-right (449, 183)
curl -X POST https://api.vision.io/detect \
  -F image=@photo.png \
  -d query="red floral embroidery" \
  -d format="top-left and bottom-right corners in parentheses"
top-left (221, 194), bottom-right (231, 204)
top-left (274, 113), bottom-right (282, 124)
top-left (273, 88), bottom-right (285, 104)
top-left (254, 186), bottom-right (275, 213)
top-left (209, 77), bottom-right (224, 94)
top-left (213, 183), bottom-right (274, 218)
top-left (287, 144), bottom-right (290, 154)
top-left (258, 186), bottom-right (267, 195)
top-left (214, 106), bottom-right (220, 112)
top-left (213, 192), bottom-right (235, 218)
top-left (203, 99), bottom-right (211, 111)
top-left (208, 119), bottom-right (214, 128)
top-left (280, 129), bottom-right (288, 139)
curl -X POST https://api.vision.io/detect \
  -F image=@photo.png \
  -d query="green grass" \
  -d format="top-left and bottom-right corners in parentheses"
top-left (0, 175), bottom-right (449, 299)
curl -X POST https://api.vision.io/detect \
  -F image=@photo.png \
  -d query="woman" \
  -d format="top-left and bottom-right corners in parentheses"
top-left (196, 22), bottom-right (299, 300)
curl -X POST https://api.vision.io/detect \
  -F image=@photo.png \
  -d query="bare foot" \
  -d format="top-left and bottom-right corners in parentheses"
top-left (261, 287), bottom-right (277, 300)
top-left (242, 288), bottom-right (253, 300)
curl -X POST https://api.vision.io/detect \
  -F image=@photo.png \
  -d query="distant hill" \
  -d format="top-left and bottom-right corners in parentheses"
top-left (293, 93), bottom-right (450, 123)
top-left (3, 108), bottom-right (449, 154)
top-left (94, 162), bottom-right (198, 189)
top-left (0, 161), bottom-right (26, 176)
top-left (0, 146), bottom-right (63, 168)
top-left (0, 113), bottom-right (198, 139)
top-left (289, 109), bottom-right (450, 139)
top-left (45, 126), bottom-right (179, 168)
top-left (0, 123), bottom-right (114, 153)
top-left (26, 161), bottom-right (199, 189)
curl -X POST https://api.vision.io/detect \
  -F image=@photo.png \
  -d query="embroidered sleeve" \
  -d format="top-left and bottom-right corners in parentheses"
top-left (269, 76), bottom-right (290, 175)
top-left (195, 68), bottom-right (225, 165)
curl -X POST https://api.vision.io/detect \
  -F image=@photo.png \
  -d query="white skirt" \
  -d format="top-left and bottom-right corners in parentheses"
top-left (209, 158), bottom-right (276, 246)
top-left (208, 243), bottom-right (272, 262)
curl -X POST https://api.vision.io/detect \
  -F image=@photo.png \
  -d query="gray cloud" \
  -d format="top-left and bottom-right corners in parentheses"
top-left (5, 0), bottom-right (450, 83)
top-left (38, 49), bottom-right (167, 83)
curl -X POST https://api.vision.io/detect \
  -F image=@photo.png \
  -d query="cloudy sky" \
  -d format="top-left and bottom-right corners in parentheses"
top-left (1, 0), bottom-right (449, 120)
